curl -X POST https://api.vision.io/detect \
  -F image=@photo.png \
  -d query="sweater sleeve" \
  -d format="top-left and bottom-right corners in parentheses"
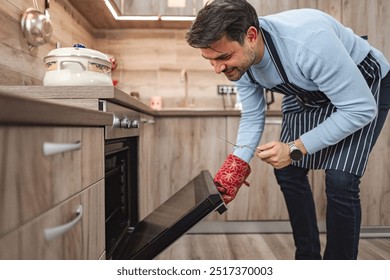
top-left (232, 74), bottom-right (266, 163)
top-left (297, 29), bottom-right (377, 154)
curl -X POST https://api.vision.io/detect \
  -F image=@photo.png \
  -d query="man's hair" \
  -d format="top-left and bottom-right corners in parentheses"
top-left (185, 0), bottom-right (260, 48)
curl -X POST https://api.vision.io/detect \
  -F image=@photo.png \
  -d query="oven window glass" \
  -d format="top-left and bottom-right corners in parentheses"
top-left (105, 138), bottom-right (138, 259)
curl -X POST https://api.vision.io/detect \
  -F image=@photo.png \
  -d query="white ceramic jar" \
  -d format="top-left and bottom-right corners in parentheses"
top-left (43, 44), bottom-right (112, 86)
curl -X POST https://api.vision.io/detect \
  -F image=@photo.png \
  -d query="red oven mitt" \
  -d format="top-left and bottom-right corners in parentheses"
top-left (213, 154), bottom-right (251, 204)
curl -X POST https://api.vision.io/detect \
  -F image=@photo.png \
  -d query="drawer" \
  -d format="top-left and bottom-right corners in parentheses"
top-left (0, 180), bottom-right (105, 260)
top-left (81, 180), bottom-right (105, 260)
top-left (0, 126), bottom-right (104, 237)
top-left (0, 230), bottom-right (19, 259)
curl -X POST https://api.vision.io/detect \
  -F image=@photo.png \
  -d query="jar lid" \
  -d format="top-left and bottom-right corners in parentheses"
top-left (44, 45), bottom-right (111, 66)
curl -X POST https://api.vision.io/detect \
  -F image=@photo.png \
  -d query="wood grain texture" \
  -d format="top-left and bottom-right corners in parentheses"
top-left (80, 180), bottom-right (105, 260)
top-left (0, 177), bottom-right (105, 260)
top-left (152, 116), bottom-right (227, 208)
top-left (0, 86), bottom-right (153, 114)
top-left (156, 233), bottom-right (390, 260)
top-left (138, 113), bottom-right (156, 220)
top-left (207, 117), bottom-right (290, 221)
top-left (151, 114), bottom-right (389, 226)
top-left (0, 91), bottom-right (113, 126)
top-left (19, 195), bottom-right (84, 259)
top-left (0, 126), bottom-right (104, 237)
top-left (0, 0), bottom-right (96, 85)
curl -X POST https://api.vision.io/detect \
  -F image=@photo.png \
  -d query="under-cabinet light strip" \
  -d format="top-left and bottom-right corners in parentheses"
top-left (104, 0), bottom-right (159, 21)
top-left (104, 0), bottom-right (195, 21)
top-left (160, 16), bottom-right (196, 21)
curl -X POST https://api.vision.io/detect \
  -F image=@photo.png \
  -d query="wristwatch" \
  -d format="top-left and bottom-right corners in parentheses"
top-left (288, 141), bottom-right (303, 161)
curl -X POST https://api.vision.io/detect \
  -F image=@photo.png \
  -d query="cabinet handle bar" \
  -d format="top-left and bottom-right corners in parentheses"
top-left (44, 205), bottom-right (83, 241)
top-left (43, 141), bottom-right (81, 156)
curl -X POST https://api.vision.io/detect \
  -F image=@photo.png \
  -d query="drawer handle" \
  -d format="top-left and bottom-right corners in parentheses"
top-left (140, 118), bottom-right (155, 124)
top-left (44, 205), bottom-right (83, 241)
top-left (43, 141), bottom-right (81, 156)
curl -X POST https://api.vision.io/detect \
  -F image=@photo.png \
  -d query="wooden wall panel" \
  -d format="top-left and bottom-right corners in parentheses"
top-left (373, 0), bottom-right (390, 57)
top-left (342, 0), bottom-right (369, 37)
top-left (360, 119), bottom-right (390, 226)
top-left (317, 0), bottom-right (342, 21)
top-left (250, 0), bottom-right (299, 15)
top-left (298, 0), bottom-right (318, 8)
top-left (0, 0), bottom-right (95, 85)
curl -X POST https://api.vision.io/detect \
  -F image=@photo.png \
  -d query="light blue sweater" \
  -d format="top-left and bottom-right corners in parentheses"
top-left (234, 9), bottom-right (390, 163)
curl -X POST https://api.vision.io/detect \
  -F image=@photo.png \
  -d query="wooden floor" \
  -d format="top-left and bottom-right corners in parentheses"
top-left (156, 233), bottom-right (390, 260)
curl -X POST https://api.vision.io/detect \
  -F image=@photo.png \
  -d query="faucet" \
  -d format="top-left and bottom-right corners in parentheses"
top-left (180, 69), bottom-right (189, 107)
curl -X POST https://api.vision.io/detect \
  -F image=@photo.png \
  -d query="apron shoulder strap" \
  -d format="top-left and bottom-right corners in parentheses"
top-left (260, 28), bottom-right (290, 83)
top-left (246, 68), bottom-right (261, 86)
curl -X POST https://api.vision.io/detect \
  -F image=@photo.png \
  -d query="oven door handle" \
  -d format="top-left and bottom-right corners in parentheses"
top-left (43, 141), bottom-right (81, 156)
top-left (44, 205), bottom-right (83, 241)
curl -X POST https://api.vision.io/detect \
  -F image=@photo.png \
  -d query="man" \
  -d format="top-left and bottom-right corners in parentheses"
top-left (186, 0), bottom-right (390, 260)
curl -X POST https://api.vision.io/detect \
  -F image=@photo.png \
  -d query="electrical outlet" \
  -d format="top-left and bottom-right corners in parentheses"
top-left (217, 85), bottom-right (237, 95)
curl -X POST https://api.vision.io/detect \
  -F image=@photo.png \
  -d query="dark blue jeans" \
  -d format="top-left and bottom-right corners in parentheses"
top-left (274, 71), bottom-right (390, 260)
top-left (275, 166), bottom-right (361, 259)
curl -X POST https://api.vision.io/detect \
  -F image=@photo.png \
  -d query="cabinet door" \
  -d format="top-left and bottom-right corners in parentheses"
top-left (0, 230), bottom-right (19, 259)
top-left (139, 113), bottom-right (156, 220)
top-left (0, 126), bottom-right (104, 237)
top-left (152, 117), bottom-right (227, 211)
top-left (19, 195), bottom-right (83, 259)
top-left (0, 180), bottom-right (104, 260)
top-left (207, 116), bottom-right (289, 221)
top-left (81, 180), bottom-right (105, 260)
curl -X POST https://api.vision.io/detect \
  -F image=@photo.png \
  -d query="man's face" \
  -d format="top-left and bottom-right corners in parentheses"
top-left (200, 35), bottom-right (257, 81)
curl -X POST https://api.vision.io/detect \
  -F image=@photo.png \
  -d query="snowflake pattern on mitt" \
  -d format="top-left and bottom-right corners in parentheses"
top-left (214, 154), bottom-right (251, 204)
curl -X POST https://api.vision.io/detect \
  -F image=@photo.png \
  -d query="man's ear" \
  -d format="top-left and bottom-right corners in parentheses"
top-left (246, 26), bottom-right (258, 42)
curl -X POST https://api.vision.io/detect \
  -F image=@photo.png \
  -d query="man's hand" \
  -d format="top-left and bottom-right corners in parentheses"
top-left (256, 139), bottom-right (307, 169)
top-left (256, 141), bottom-right (292, 169)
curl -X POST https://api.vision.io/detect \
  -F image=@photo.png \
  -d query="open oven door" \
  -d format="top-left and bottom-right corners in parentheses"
top-left (113, 170), bottom-right (227, 260)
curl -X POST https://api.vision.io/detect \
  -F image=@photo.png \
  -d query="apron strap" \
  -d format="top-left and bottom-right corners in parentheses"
top-left (246, 28), bottom-right (289, 86)
top-left (246, 68), bottom-right (261, 86)
top-left (260, 28), bottom-right (290, 83)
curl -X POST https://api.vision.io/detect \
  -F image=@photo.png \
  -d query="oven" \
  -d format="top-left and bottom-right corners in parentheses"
top-left (100, 101), bottom-right (140, 259)
top-left (100, 100), bottom-right (227, 260)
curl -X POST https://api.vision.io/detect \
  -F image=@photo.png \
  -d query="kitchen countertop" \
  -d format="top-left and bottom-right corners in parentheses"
top-left (0, 86), bottom-right (153, 113)
top-left (0, 86), bottom-right (282, 117)
top-left (155, 108), bottom-right (282, 117)
top-left (0, 91), bottom-right (113, 126)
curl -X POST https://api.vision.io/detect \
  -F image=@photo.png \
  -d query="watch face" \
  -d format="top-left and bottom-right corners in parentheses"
top-left (290, 149), bottom-right (303, 161)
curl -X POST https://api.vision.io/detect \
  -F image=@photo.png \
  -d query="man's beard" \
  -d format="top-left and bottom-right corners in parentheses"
top-left (223, 67), bottom-right (246, 81)
top-left (224, 47), bottom-right (256, 81)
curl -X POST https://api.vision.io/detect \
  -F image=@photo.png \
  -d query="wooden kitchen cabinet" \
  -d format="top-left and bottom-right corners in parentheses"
top-left (152, 115), bottom-right (289, 221)
top-left (80, 180), bottom-right (105, 260)
top-left (206, 116), bottom-right (290, 221)
top-left (152, 116), bottom-right (227, 209)
top-left (139, 113), bottom-right (156, 220)
top-left (0, 180), bottom-right (104, 260)
top-left (0, 126), bottom-right (105, 259)
top-left (152, 113), bottom-right (390, 226)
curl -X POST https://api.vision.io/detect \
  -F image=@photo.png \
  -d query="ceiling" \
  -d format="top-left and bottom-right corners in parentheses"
top-left (69, 0), bottom-right (193, 29)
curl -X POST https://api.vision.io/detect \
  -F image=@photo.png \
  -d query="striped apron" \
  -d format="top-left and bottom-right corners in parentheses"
top-left (247, 28), bottom-right (382, 176)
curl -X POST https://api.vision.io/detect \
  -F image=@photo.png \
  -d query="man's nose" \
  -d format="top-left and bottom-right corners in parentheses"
top-left (211, 60), bottom-right (226, 74)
